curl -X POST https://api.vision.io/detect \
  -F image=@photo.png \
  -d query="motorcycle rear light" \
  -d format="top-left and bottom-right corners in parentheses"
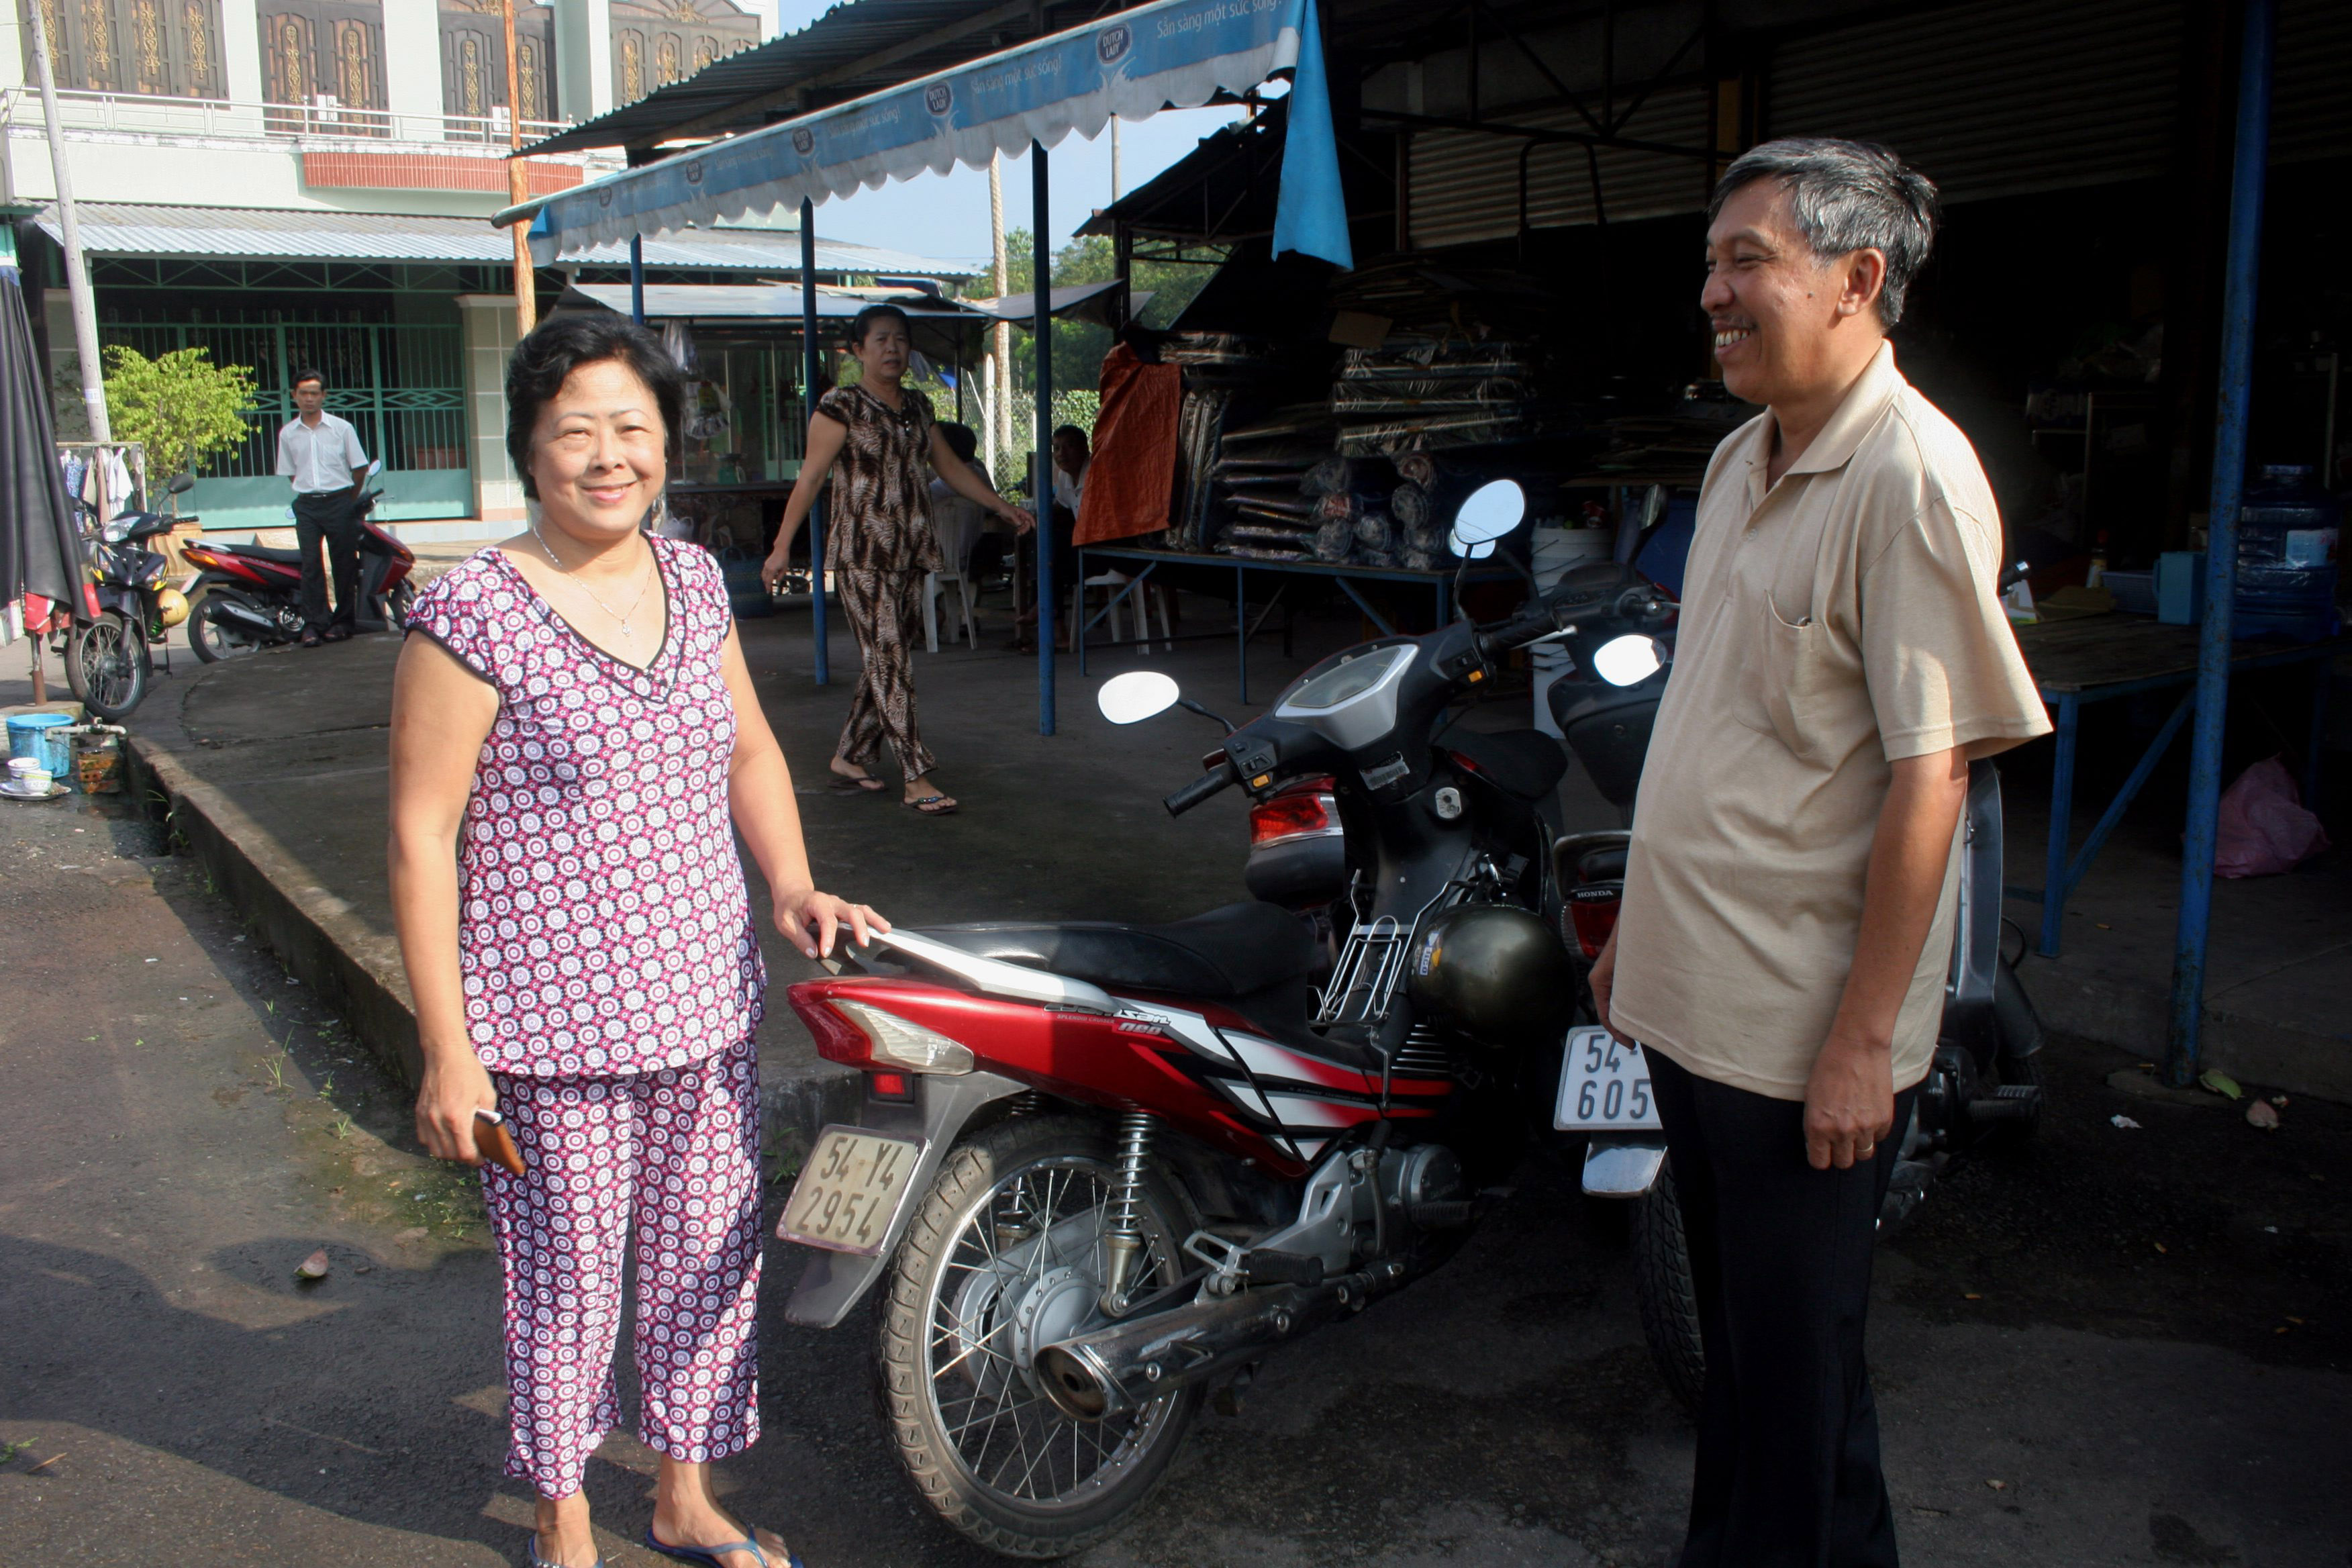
top-left (1251, 775), bottom-right (1345, 846)
top-left (832, 998), bottom-right (974, 1075)
top-left (866, 1071), bottom-right (913, 1101)
top-left (1567, 889), bottom-right (1621, 960)
top-left (182, 546), bottom-right (221, 569)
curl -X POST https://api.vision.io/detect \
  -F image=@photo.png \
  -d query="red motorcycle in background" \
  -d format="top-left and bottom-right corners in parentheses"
top-left (179, 487), bottom-right (414, 660)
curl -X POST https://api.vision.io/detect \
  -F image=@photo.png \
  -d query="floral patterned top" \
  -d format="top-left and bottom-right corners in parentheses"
top-left (403, 538), bottom-right (765, 1077)
top-left (816, 383), bottom-right (943, 576)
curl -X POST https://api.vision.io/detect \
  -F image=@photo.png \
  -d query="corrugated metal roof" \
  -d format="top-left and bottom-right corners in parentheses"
top-left (34, 202), bottom-right (979, 276)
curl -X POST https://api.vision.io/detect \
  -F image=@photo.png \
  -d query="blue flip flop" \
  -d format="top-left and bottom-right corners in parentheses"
top-left (643, 1526), bottom-right (805, 1568)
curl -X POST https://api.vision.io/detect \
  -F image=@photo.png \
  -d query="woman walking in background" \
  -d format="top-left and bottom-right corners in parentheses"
top-left (389, 313), bottom-right (881, 1568)
top-left (761, 305), bottom-right (1032, 816)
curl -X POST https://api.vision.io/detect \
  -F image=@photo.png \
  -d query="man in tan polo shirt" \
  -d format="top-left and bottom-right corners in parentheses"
top-left (1589, 139), bottom-right (2049, 1567)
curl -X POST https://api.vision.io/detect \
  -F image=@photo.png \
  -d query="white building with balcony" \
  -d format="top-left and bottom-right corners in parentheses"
top-left (0, 0), bottom-right (972, 533)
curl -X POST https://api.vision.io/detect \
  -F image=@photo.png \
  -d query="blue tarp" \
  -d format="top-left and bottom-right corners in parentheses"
top-left (525, 0), bottom-right (1351, 271)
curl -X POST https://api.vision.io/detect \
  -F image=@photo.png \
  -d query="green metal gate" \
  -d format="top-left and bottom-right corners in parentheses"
top-left (98, 317), bottom-right (471, 530)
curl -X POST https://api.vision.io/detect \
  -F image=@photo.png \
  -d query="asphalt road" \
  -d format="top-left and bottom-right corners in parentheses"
top-left (1, 785), bottom-right (2347, 1567)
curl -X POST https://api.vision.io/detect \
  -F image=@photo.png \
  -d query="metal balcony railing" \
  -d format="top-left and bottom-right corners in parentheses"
top-left (0, 86), bottom-right (575, 150)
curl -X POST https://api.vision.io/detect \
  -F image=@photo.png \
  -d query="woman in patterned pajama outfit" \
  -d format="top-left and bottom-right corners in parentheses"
top-left (389, 314), bottom-right (883, 1568)
top-left (761, 304), bottom-right (1033, 816)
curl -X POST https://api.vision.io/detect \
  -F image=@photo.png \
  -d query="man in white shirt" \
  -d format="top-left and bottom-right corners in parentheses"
top-left (275, 368), bottom-right (374, 646)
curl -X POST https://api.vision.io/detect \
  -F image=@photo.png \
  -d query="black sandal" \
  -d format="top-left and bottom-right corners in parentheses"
top-left (828, 772), bottom-right (887, 793)
top-left (904, 795), bottom-right (959, 816)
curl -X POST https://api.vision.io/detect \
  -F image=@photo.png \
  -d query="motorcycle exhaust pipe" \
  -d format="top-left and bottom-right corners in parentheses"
top-left (208, 599), bottom-right (279, 633)
top-left (1034, 1261), bottom-right (1404, 1420)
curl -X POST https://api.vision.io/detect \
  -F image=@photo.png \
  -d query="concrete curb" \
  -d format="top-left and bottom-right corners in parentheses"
top-left (127, 733), bottom-right (860, 1159)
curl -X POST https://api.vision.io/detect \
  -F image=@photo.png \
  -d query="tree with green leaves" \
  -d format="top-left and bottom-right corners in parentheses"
top-left (101, 346), bottom-right (259, 487)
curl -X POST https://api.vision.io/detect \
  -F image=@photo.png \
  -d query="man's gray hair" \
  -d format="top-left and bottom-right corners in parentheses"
top-left (1708, 138), bottom-right (1940, 326)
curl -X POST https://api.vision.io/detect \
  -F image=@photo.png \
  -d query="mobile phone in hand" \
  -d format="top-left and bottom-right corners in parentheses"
top-left (473, 1107), bottom-right (526, 1176)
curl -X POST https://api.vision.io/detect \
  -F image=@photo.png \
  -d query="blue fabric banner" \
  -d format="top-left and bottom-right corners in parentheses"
top-left (528, 0), bottom-right (1340, 265)
top-left (1269, 0), bottom-right (1353, 270)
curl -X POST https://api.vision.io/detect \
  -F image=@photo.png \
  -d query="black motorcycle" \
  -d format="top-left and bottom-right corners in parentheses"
top-left (59, 473), bottom-right (197, 721)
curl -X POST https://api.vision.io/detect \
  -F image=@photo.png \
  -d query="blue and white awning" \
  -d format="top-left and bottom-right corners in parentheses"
top-left (523, 0), bottom-right (1351, 270)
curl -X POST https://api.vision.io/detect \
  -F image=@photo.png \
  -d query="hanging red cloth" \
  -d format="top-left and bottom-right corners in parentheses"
top-left (1074, 342), bottom-right (1182, 546)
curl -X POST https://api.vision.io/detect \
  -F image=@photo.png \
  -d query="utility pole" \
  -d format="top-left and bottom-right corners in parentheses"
top-left (22, 0), bottom-right (109, 444)
top-left (1112, 118), bottom-right (1123, 203)
top-left (502, 0), bottom-right (537, 336)
top-left (988, 150), bottom-right (1011, 479)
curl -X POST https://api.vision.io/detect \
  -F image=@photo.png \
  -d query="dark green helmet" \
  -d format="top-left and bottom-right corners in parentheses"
top-left (1406, 903), bottom-right (1576, 1042)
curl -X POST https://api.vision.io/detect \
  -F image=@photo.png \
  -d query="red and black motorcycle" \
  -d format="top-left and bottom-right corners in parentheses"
top-left (179, 487), bottom-right (415, 661)
top-left (769, 481), bottom-right (1656, 1557)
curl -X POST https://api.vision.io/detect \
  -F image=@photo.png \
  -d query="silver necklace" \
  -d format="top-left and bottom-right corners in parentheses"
top-left (533, 524), bottom-right (657, 641)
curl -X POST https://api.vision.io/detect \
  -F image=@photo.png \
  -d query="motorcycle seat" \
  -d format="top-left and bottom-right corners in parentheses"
top-left (1440, 724), bottom-right (1568, 801)
top-left (914, 900), bottom-right (1320, 1000)
top-left (214, 542), bottom-right (305, 565)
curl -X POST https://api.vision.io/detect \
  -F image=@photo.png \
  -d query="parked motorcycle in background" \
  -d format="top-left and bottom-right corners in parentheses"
top-left (58, 473), bottom-right (198, 720)
top-left (179, 487), bottom-right (413, 661)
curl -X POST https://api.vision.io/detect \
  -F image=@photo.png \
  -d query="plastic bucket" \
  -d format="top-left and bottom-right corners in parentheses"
top-left (7, 714), bottom-right (75, 779)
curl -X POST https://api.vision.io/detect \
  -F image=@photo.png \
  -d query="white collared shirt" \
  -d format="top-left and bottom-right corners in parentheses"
top-left (276, 411), bottom-right (371, 494)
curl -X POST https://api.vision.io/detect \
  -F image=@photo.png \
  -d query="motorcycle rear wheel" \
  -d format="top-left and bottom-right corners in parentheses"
top-left (189, 587), bottom-right (268, 663)
top-left (876, 1114), bottom-right (1202, 1559)
top-left (1631, 1158), bottom-right (1706, 1416)
top-left (66, 610), bottom-right (148, 720)
top-left (383, 579), bottom-right (417, 631)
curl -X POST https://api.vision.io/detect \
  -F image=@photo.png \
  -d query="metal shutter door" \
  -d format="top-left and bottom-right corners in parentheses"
top-left (1765, 0), bottom-right (2184, 204)
top-left (1406, 85), bottom-right (1714, 250)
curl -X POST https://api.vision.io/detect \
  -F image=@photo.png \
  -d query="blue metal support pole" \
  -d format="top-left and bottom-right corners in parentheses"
top-left (1032, 140), bottom-right (1055, 736)
top-left (801, 199), bottom-right (828, 686)
top-left (628, 234), bottom-right (645, 324)
top-left (2167, 0), bottom-right (2273, 1087)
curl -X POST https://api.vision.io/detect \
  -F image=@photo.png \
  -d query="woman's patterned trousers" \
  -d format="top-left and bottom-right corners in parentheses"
top-left (483, 1038), bottom-right (763, 1497)
top-left (835, 569), bottom-right (936, 784)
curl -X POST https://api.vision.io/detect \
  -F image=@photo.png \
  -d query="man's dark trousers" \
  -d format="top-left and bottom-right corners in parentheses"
top-left (1647, 1048), bottom-right (1920, 1568)
top-left (293, 490), bottom-right (360, 634)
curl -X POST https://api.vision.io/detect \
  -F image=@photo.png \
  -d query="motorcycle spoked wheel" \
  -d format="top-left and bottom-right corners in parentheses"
top-left (189, 587), bottom-right (270, 663)
top-left (66, 609), bottom-right (148, 720)
top-left (877, 1114), bottom-right (1203, 1559)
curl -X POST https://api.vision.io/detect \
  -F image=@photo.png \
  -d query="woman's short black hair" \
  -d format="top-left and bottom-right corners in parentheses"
top-left (846, 303), bottom-right (912, 348)
top-left (937, 421), bottom-right (979, 464)
top-left (504, 313), bottom-right (685, 500)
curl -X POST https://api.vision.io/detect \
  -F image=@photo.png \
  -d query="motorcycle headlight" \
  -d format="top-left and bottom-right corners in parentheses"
top-left (1591, 634), bottom-right (1665, 687)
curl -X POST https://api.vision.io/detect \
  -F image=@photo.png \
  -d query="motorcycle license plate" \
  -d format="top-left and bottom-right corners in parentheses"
top-left (777, 1126), bottom-right (926, 1256)
top-left (1555, 1027), bottom-right (1663, 1132)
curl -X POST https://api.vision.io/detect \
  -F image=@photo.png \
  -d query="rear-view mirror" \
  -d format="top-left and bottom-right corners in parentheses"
top-left (1097, 670), bottom-right (1181, 725)
top-left (1449, 479), bottom-right (1526, 560)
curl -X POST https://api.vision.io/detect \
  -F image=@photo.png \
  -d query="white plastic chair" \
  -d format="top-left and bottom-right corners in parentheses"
top-left (1069, 571), bottom-right (1173, 654)
top-left (925, 489), bottom-right (986, 652)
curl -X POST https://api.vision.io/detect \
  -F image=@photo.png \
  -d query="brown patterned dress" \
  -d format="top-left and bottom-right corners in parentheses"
top-left (816, 383), bottom-right (942, 783)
